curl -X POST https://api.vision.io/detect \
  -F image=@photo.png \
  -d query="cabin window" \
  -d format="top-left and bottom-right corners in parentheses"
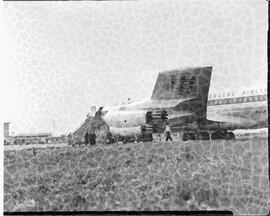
top-left (227, 92), bottom-right (230, 97)
top-left (251, 90), bottom-right (254, 94)
top-left (213, 94), bottom-right (216, 98)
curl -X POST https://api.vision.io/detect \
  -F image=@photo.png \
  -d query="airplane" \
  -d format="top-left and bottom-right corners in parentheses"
top-left (93, 66), bottom-right (267, 141)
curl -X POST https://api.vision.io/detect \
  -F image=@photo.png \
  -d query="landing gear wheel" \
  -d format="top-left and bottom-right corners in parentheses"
top-left (199, 132), bottom-right (210, 140)
top-left (182, 133), bottom-right (190, 141)
top-left (217, 129), bottom-right (227, 137)
top-left (227, 132), bottom-right (235, 140)
top-left (183, 132), bottom-right (208, 141)
top-left (211, 132), bottom-right (219, 140)
top-left (189, 133), bottom-right (197, 140)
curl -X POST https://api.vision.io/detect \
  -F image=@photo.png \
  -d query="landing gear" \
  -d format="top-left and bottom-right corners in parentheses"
top-left (211, 130), bottom-right (235, 140)
top-left (199, 132), bottom-right (210, 140)
top-left (211, 132), bottom-right (219, 140)
top-left (182, 133), bottom-right (196, 141)
top-left (182, 131), bottom-right (236, 141)
top-left (182, 132), bottom-right (210, 141)
top-left (226, 132), bottom-right (236, 140)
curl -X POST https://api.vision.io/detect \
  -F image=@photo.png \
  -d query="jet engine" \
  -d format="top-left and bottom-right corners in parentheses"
top-left (109, 126), bottom-right (142, 136)
top-left (103, 110), bottom-right (148, 128)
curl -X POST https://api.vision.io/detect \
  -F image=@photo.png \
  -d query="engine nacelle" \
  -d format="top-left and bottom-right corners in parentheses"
top-left (103, 110), bottom-right (147, 128)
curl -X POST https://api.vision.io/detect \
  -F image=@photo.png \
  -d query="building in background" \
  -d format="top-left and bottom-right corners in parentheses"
top-left (13, 133), bottom-right (52, 145)
top-left (4, 122), bottom-right (14, 145)
top-left (4, 122), bottom-right (10, 139)
top-left (3, 122), bottom-right (54, 145)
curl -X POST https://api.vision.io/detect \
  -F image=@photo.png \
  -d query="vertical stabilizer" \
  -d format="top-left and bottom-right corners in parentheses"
top-left (151, 66), bottom-right (212, 101)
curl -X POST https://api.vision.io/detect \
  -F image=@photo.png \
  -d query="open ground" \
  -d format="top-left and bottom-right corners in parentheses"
top-left (4, 137), bottom-right (269, 214)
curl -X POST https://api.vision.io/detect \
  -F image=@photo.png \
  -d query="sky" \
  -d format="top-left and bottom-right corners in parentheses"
top-left (1, 0), bottom-right (268, 135)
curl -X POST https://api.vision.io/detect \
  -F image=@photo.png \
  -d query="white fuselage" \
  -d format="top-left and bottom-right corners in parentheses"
top-left (102, 84), bottom-right (267, 135)
top-left (206, 85), bottom-right (267, 129)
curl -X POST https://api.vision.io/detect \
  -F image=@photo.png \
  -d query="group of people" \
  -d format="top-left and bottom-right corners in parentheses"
top-left (84, 130), bottom-right (97, 145)
top-left (67, 123), bottom-right (173, 146)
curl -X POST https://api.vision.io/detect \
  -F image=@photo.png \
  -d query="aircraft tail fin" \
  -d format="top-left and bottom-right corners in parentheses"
top-left (151, 67), bottom-right (213, 120)
top-left (151, 66), bottom-right (213, 101)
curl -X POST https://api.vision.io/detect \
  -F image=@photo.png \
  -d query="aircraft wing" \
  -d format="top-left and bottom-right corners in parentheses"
top-left (207, 105), bottom-right (263, 125)
top-left (168, 112), bottom-right (194, 119)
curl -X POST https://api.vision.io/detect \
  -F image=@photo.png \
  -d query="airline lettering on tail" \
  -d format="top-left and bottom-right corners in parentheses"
top-left (179, 76), bottom-right (196, 96)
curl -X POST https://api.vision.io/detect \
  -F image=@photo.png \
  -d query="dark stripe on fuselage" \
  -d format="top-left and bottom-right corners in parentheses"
top-left (207, 94), bottom-right (267, 106)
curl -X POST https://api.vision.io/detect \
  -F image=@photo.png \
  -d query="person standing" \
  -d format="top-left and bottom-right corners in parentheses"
top-left (32, 147), bottom-right (37, 156)
top-left (190, 120), bottom-right (201, 140)
top-left (106, 131), bottom-right (113, 144)
top-left (68, 133), bottom-right (72, 145)
top-left (164, 123), bottom-right (172, 142)
top-left (84, 131), bottom-right (89, 145)
top-left (89, 130), bottom-right (97, 145)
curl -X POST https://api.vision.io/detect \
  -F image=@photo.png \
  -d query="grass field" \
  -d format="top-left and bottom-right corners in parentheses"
top-left (4, 138), bottom-right (270, 214)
